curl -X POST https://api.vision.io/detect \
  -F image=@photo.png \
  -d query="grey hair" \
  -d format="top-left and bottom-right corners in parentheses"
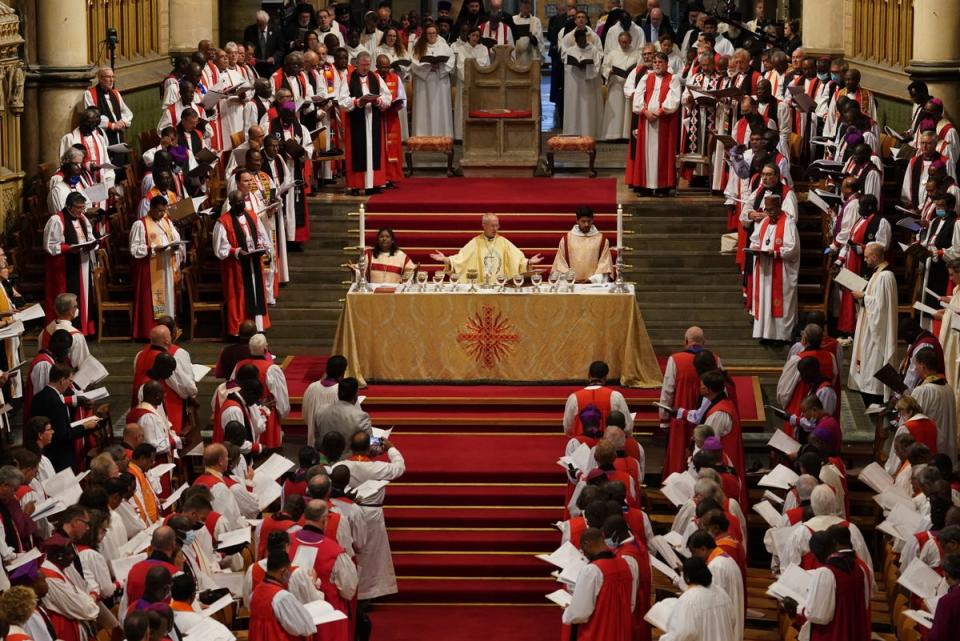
top-left (61, 148), bottom-right (84, 165)
top-left (0, 466), bottom-right (23, 488)
top-left (256, 10), bottom-right (269, 22)
top-left (54, 293), bottom-right (78, 316)
top-left (249, 333), bottom-right (268, 354)
top-left (694, 478), bottom-right (722, 500)
top-left (356, 51), bottom-right (372, 62)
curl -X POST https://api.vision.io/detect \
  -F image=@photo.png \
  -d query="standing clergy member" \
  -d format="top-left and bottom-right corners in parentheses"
top-left (600, 32), bottom-right (639, 141)
top-left (430, 213), bottom-right (543, 283)
top-left (58, 108), bottom-right (116, 191)
top-left (561, 527), bottom-right (635, 641)
top-left (213, 189), bottom-right (272, 336)
top-left (628, 52), bottom-right (681, 195)
top-left (232, 333), bottom-right (289, 450)
top-left (248, 550), bottom-right (318, 641)
top-left (129, 196), bottom-right (183, 341)
top-left (267, 102), bottom-right (314, 248)
top-left (550, 207), bottom-right (613, 283)
top-left (847, 242), bottom-right (898, 406)
top-left (337, 52), bottom-right (392, 193)
top-left (83, 67), bottom-right (133, 161)
top-left (43, 193), bottom-right (97, 336)
top-left (410, 24), bottom-right (455, 137)
top-left (563, 29), bottom-right (603, 138)
top-left (749, 193), bottom-right (800, 341)
top-left (660, 557), bottom-right (737, 641)
top-left (375, 54), bottom-right (406, 186)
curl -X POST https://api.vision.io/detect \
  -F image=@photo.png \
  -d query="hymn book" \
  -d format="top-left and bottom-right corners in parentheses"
top-left (609, 66), bottom-right (630, 79)
top-left (898, 558), bottom-right (944, 600)
top-left (903, 609), bottom-right (934, 629)
top-left (896, 216), bottom-right (924, 233)
top-left (660, 472), bottom-right (696, 507)
top-left (767, 564), bottom-right (813, 607)
top-left (76, 386), bottom-right (108, 403)
top-left (872, 364), bottom-right (908, 395)
top-left (254, 453), bottom-right (296, 482)
top-left (767, 429), bottom-right (801, 456)
top-left (786, 86), bottom-right (817, 113)
top-left (545, 589), bottom-right (572, 608)
top-left (162, 483), bottom-right (189, 510)
top-left (565, 56), bottom-right (593, 69)
top-left (878, 502), bottom-right (925, 540)
top-left (650, 536), bottom-right (684, 572)
top-left (753, 501), bottom-right (783, 529)
top-left (757, 464), bottom-right (799, 490)
top-left (304, 599), bottom-right (348, 625)
top-left (857, 461), bottom-right (895, 493)
top-left (30, 497), bottom-right (66, 521)
top-left (643, 597), bottom-right (678, 631)
top-left (649, 552), bottom-right (686, 590)
top-left (419, 55), bottom-right (449, 65)
top-left (833, 268), bottom-right (869, 293)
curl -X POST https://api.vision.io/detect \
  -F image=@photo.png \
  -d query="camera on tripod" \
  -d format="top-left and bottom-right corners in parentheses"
top-left (106, 27), bottom-right (118, 47)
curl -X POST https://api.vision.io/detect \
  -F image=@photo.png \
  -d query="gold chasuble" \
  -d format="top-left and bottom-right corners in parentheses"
top-left (144, 216), bottom-right (180, 316)
top-left (448, 234), bottom-right (529, 282)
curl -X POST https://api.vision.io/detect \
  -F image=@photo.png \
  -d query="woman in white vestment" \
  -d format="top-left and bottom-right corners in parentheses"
top-left (600, 32), bottom-right (640, 141)
top-left (376, 28), bottom-right (412, 139)
top-left (452, 28), bottom-right (490, 140)
top-left (410, 25), bottom-right (455, 137)
top-left (562, 29), bottom-right (603, 138)
top-left (362, 228), bottom-right (416, 284)
top-left (660, 557), bottom-right (737, 641)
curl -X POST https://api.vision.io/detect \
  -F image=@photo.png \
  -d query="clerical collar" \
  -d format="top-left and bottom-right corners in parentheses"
top-left (482, 235), bottom-right (497, 242)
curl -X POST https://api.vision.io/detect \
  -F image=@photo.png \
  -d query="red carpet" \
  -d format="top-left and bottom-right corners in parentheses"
top-left (371, 604), bottom-right (559, 640)
top-left (365, 177), bottom-right (617, 213)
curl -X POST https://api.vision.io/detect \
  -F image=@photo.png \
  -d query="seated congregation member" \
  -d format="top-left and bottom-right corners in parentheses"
top-left (362, 228), bottom-right (416, 284)
top-left (430, 213), bottom-right (544, 283)
top-left (550, 207), bottom-right (613, 283)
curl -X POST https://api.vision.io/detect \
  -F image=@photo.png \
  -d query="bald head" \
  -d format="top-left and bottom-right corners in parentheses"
top-left (123, 423), bottom-right (145, 447)
top-left (684, 326), bottom-right (705, 347)
top-left (203, 444), bottom-right (228, 470)
top-left (303, 499), bottom-right (329, 526)
top-left (149, 325), bottom-right (171, 347)
top-left (151, 525), bottom-right (177, 555)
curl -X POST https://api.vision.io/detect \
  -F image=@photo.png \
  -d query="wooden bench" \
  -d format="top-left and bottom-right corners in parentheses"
top-left (546, 135), bottom-right (597, 177)
top-left (404, 136), bottom-right (456, 177)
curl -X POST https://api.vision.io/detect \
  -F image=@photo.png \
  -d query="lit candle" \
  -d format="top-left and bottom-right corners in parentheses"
top-left (616, 202), bottom-right (623, 249)
top-left (359, 203), bottom-right (366, 251)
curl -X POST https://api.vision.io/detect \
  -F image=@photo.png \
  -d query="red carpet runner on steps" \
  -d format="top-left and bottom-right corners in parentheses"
top-left (280, 357), bottom-right (763, 639)
top-left (364, 177), bottom-right (618, 213)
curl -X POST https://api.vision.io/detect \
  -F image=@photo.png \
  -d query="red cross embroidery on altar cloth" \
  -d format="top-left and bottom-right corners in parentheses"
top-left (456, 305), bottom-right (520, 368)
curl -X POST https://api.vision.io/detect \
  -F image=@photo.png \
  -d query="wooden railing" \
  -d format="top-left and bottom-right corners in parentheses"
top-left (849, 0), bottom-right (914, 69)
top-left (86, 0), bottom-right (164, 65)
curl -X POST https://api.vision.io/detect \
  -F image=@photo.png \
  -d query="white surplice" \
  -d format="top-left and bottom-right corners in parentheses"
top-left (632, 71), bottom-right (682, 189)
top-left (563, 43), bottom-right (603, 137)
top-left (411, 40), bottom-right (455, 137)
top-left (660, 584), bottom-right (737, 641)
top-left (913, 377), bottom-right (958, 462)
top-left (600, 47), bottom-right (640, 140)
top-left (847, 264), bottom-right (898, 397)
top-left (749, 216), bottom-right (800, 340)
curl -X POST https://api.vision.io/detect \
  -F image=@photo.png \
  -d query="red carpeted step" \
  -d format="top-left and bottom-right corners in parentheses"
top-left (365, 177), bottom-right (617, 213)
top-left (364, 230), bottom-right (587, 246)
top-left (364, 212), bottom-right (621, 231)
top-left (384, 505), bottom-right (563, 529)
top-left (388, 528), bottom-right (559, 553)
top-left (386, 577), bottom-right (559, 604)
top-left (392, 552), bottom-right (546, 577)
top-left (369, 604), bottom-right (560, 641)
top-left (389, 483), bottom-right (565, 506)
top-left (385, 433), bottom-right (568, 483)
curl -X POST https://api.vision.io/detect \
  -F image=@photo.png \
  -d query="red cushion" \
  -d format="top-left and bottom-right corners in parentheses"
top-left (468, 109), bottom-right (533, 119)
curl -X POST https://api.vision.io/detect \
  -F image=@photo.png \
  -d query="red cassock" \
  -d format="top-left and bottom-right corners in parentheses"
top-left (289, 531), bottom-right (350, 641)
top-left (131, 344), bottom-right (187, 435)
top-left (44, 212), bottom-right (95, 336)
top-left (232, 355), bottom-right (282, 449)
top-left (257, 512), bottom-right (296, 559)
top-left (627, 72), bottom-right (679, 189)
top-left (381, 71), bottom-right (405, 184)
top-left (615, 539), bottom-right (652, 641)
top-left (576, 555), bottom-right (634, 641)
top-left (707, 397), bottom-right (748, 509)
top-left (569, 387), bottom-right (643, 461)
top-left (904, 415), bottom-right (939, 454)
top-left (217, 211), bottom-right (271, 336)
top-left (662, 350), bottom-right (707, 477)
top-left (808, 560), bottom-right (870, 641)
top-left (249, 580), bottom-right (301, 641)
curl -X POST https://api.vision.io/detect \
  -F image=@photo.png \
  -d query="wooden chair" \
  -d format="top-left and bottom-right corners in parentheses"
top-left (183, 266), bottom-right (224, 341)
top-left (138, 129), bottom-right (160, 155)
top-left (93, 259), bottom-right (133, 341)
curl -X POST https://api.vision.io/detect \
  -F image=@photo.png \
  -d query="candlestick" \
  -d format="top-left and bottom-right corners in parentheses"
top-left (616, 202), bottom-right (623, 250)
top-left (359, 203), bottom-right (366, 252)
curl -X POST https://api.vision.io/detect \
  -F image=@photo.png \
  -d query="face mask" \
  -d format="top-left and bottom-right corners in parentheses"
top-left (72, 307), bottom-right (79, 319)
top-left (817, 72), bottom-right (829, 81)
top-left (936, 209), bottom-right (947, 218)
top-left (67, 175), bottom-right (81, 187)
top-left (604, 537), bottom-right (617, 548)
top-left (727, 68), bottom-right (736, 78)
top-left (831, 73), bottom-right (842, 84)
top-left (182, 530), bottom-right (196, 546)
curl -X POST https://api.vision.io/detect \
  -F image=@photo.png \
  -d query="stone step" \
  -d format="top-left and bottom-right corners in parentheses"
top-left (627, 251), bottom-right (735, 269)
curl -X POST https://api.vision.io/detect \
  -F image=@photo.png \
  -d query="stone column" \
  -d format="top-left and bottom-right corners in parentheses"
top-left (908, 0), bottom-right (960, 120)
top-left (169, 0), bottom-right (218, 54)
top-left (800, 0), bottom-right (843, 56)
top-left (25, 0), bottom-right (94, 170)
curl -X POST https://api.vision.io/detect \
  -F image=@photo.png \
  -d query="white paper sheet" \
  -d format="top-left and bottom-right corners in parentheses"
top-left (72, 356), bottom-right (108, 390)
top-left (77, 387), bottom-right (109, 401)
top-left (767, 564), bottom-right (813, 606)
top-left (834, 267), bottom-right (869, 293)
top-left (162, 483), bottom-right (189, 510)
top-left (303, 599), bottom-right (348, 625)
top-left (200, 594), bottom-right (235, 618)
top-left (12, 304), bottom-right (45, 323)
top-left (4, 548), bottom-right (42, 571)
top-left (858, 461), bottom-right (895, 494)
top-left (147, 463), bottom-right (176, 479)
top-left (763, 490), bottom-right (785, 505)
top-left (661, 472), bottom-right (696, 507)
top-left (81, 182), bottom-right (109, 203)
top-left (650, 536), bottom-right (683, 571)
top-left (210, 572), bottom-right (244, 596)
top-left (545, 589), bottom-right (572, 607)
top-left (898, 558), bottom-right (944, 600)
top-left (753, 501), bottom-right (783, 528)
top-left (253, 453), bottom-right (296, 482)
top-left (643, 597), bottom-right (678, 631)
top-left (292, 545), bottom-right (318, 571)
top-left (31, 497), bottom-right (66, 521)
top-left (372, 426), bottom-right (392, 439)
top-left (183, 616), bottom-right (235, 641)
top-left (253, 477), bottom-right (282, 511)
top-left (535, 541), bottom-right (586, 570)
top-left (903, 610), bottom-right (934, 630)
top-left (192, 364), bottom-right (212, 382)
top-left (758, 464), bottom-right (800, 490)
top-left (111, 552), bottom-right (147, 587)
top-left (767, 429), bottom-right (801, 456)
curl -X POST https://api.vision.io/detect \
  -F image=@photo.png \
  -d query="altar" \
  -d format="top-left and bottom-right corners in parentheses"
top-left (332, 284), bottom-right (662, 388)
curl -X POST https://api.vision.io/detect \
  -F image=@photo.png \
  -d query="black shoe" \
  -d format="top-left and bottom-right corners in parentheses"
top-left (286, 241), bottom-right (304, 253)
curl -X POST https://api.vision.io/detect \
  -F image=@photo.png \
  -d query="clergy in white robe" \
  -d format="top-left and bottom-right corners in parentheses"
top-left (562, 31), bottom-right (603, 138)
top-left (208, 54), bottom-right (248, 152)
top-left (431, 213), bottom-right (544, 284)
top-left (687, 532), bottom-right (744, 641)
top-left (749, 195), bottom-right (800, 341)
top-left (938, 272), bottom-right (960, 423)
top-left (512, 2), bottom-right (544, 64)
top-left (333, 435), bottom-right (405, 600)
top-left (410, 28), bottom-right (455, 137)
top-left (600, 34), bottom-right (640, 141)
top-left (43, 195), bottom-right (97, 337)
top-left (847, 243), bottom-right (898, 399)
top-left (452, 31), bottom-right (490, 140)
top-left (779, 486), bottom-right (874, 573)
top-left (58, 111), bottom-right (116, 191)
top-left (660, 558), bottom-right (737, 641)
top-left (911, 348), bottom-right (958, 463)
top-left (337, 54), bottom-right (393, 191)
top-left (129, 200), bottom-right (184, 340)
top-left (550, 208), bottom-right (613, 283)
top-left (629, 56), bottom-right (682, 190)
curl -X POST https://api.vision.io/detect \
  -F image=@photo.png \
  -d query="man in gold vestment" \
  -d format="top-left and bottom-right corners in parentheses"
top-left (550, 206), bottom-right (613, 283)
top-left (431, 213), bottom-right (543, 283)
